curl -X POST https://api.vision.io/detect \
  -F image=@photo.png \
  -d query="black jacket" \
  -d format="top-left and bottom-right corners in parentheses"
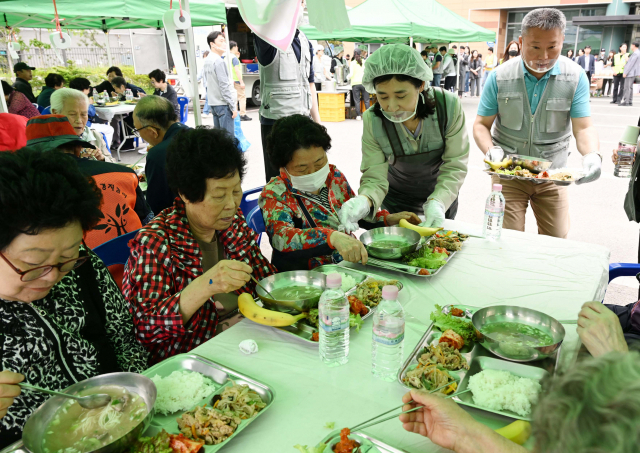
top-left (13, 78), bottom-right (36, 103)
top-left (154, 83), bottom-right (180, 116)
top-left (126, 82), bottom-right (146, 98)
top-left (145, 122), bottom-right (191, 214)
top-left (94, 80), bottom-right (116, 95)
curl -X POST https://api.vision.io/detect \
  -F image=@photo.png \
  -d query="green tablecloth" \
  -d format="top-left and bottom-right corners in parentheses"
top-left (190, 220), bottom-right (610, 452)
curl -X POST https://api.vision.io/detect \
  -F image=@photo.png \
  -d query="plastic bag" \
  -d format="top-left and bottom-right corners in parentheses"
top-left (234, 114), bottom-right (251, 152)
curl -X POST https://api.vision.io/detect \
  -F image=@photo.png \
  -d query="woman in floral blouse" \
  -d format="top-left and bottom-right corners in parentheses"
top-left (123, 127), bottom-right (277, 365)
top-left (259, 114), bottom-right (420, 271)
top-left (2, 81), bottom-right (39, 120)
top-left (0, 148), bottom-right (149, 448)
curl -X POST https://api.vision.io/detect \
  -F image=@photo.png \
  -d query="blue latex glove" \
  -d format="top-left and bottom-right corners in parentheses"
top-left (575, 153), bottom-right (602, 185)
top-left (419, 199), bottom-right (446, 228)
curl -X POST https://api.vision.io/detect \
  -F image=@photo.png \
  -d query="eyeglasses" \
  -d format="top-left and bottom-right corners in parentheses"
top-left (0, 251), bottom-right (89, 282)
top-left (130, 125), bottom-right (153, 137)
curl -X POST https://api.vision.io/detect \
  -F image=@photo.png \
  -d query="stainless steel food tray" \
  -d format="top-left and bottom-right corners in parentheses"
top-left (274, 269), bottom-right (404, 344)
top-left (398, 305), bottom-right (561, 421)
top-left (141, 354), bottom-right (275, 452)
top-left (363, 231), bottom-right (461, 277)
top-left (484, 169), bottom-right (582, 186)
top-left (321, 430), bottom-right (407, 453)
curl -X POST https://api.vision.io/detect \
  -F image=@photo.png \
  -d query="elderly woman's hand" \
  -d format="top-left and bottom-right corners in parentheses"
top-left (330, 231), bottom-right (368, 265)
top-left (577, 302), bottom-right (628, 357)
top-left (400, 389), bottom-right (476, 451)
top-left (0, 371), bottom-right (23, 419)
top-left (386, 212), bottom-right (421, 226)
top-left (80, 147), bottom-right (105, 161)
top-left (204, 260), bottom-right (253, 295)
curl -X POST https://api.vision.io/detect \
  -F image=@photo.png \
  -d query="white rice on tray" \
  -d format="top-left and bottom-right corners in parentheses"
top-left (151, 370), bottom-right (217, 415)
top-left (468, 369), bottom-right (541, 417)
top-left (324, 272), bottom-right (356, 293)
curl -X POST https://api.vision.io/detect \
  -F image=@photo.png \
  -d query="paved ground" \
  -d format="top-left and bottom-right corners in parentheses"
top-left (118, 95), bottom-right (640, 306)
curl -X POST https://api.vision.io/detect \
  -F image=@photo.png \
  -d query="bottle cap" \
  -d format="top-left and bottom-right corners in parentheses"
top-left (620, 125), bottom-right (640, 145)
top-left (381, 285), bottom-right (399, 300)
top-left (325, 273), bottom-right (342, 288)
top-left (492, 184), bottom-right (502, 192)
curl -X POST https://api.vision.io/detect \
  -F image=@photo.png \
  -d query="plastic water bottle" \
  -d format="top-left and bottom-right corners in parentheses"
top-left (483, 183), bottom-right (506, 241)
top-left (614, 142), bottom-right (637, 178)
top-left (372, 285), bottom-right (405, 381)
top-left (319, 273), bottom-right (349, 367)
top-left (125, 89), bottom-right (133, 102)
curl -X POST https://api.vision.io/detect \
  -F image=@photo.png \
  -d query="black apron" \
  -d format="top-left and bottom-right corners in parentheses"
top-left (380, 88), bottom-right (459, 218)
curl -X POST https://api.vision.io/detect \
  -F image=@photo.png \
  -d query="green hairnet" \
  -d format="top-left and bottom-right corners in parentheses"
top-left (334, 46), bottom-right (344, 53)
top-left (358, 44), bottom-right (368, 52)
top-left (362, 44), bottom-right (433, 93)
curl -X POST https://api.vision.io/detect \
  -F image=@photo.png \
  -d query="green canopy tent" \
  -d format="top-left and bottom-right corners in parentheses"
top-left (0, 0), bottom-right (227, 123)
top-left (300, 0), bottom-right (495, 44)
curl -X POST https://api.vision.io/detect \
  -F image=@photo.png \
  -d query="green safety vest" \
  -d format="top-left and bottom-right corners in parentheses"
top-left (614, 53), bottom-right (629, 75)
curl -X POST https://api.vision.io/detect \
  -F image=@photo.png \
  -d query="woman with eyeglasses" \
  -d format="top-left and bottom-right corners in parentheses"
top-left (0, 148), bottom-right (149, 448)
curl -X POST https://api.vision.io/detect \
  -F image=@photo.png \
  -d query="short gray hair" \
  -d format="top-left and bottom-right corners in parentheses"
top-left (521, 8), bottom-right (566, 36)
top-left (533, 351), bottom-right (640, 452)
top-left (133, 95), bottom-right (177, 131)
top-left (50, 87), bottom-right (88, 114)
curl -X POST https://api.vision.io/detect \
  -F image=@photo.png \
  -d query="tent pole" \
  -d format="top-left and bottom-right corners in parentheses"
top-left (0, 78), bottom-right (7, 114)
top-left (182, 0), bottom-right (202, 127)
top-left (105, 31), bottom-right (113, 66)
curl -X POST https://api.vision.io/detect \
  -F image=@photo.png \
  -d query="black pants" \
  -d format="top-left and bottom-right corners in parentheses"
top-left (260, 123), bottom-right (280, 183)
top-left (315, 82), bottom-right (322, 91)
top-left (586, 71), bottom-right (592, 86)
top-left (602, 77), bottom-right (612, 95)
top-left (352, 84), bottom-right (370, 117)
top-left (444, 75), bottom-right (457, 92)
top-left (613, 74), bottom-right (624, 102)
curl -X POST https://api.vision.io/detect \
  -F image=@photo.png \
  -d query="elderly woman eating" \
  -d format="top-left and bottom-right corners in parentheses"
top-left (0, 148), bottom-right (148, 448)
top-left (259, 114), bottom-right (420, 271)
top-left (51, 87), bottom-right (115, 162)
top-left (123, 127), bottom-right (276, 365)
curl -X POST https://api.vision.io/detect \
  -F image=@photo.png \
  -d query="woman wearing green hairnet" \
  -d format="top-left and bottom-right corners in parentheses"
top-left (338, 45), bottom-right (469, 230)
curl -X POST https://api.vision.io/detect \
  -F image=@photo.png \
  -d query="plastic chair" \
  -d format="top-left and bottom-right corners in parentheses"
top-left (42, 106), bottom-right (51, 115)
top-left (609, 263), bottom-right (640, 283)
top-left (36, 104), bottom-right (45, 113)
top-left (240, 186), bottom-right (263, 217)
top-left (246, 206), bottom-right (265, 246)
top-left (100, 132), bottom-right (111, 153)
top-left (177, 96), bottom-right (189, 124)
top-left (93, 229), bottom-right (140, 292)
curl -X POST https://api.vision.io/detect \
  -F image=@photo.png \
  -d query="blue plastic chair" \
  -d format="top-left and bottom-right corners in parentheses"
top-left (36, 104), bottom-right (45, 113)
top-left (609, 263), bottom-right (640, 283)
top-left (100, 132), bottom-right (111, 153)
top-left (177, 96), bottom-right (189, 123)
top-left (240, 186), bottom-right (263, 218)
top-left (42, 106), bottom-right (51, 115)
top-left (93, 230), bottom-right (140, 291)
top-left (246, 206), bottom-right (265, 246)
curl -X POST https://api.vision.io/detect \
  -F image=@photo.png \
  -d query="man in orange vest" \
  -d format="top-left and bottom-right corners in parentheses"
top-left (25, 115), bottom-right (152, 248)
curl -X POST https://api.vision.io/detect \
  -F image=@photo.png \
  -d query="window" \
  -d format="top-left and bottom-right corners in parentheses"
top-left (580, 8), bottom-right (607, 17)
top-left (577, 25), bottom-right (604, 54)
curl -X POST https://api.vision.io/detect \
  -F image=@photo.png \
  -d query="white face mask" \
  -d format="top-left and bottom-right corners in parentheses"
top-left (521, 48), bottom-right (558, 74)
top-left (286, 162), bottom-right (330, 193)
top-left (380, 92), bottom-right (424, 123)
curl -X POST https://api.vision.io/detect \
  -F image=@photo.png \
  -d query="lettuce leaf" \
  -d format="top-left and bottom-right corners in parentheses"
top-left (293, 443), bottom-right (326, 453)
top-left (404, 247), bottom-right (448, 269)
top-left (429, 304), bottom-right (476, 345)
top-left (349, 313), bottom-right (363, 332)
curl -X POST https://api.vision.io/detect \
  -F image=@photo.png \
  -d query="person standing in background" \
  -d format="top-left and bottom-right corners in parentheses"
top-left (253, 1), bottom-right (321, 183)
top-left (500, 41), bottom-right (520, 65)
top-left (330, 46), bottom-right (349, 83)
top-left (602, 50), bottom-right (615, 96)
top-left (468, 50), bottom-right (482, 97)
top-left (576, 45), bottom-right (596, 87)
top-left (431, 46), bottom-right (445, 87)
top-left (349, 49), bottom-right (369, 121)
top-left (313, 45), bottom-right (332, 91)
top-left (12, 62), bottom-right (37, 104)
top-left (229, 41), bottom-right (251, 122)
top-left (198, 50), bottom-right (211, 116)
top-left (458, 46), bottom-right (469, 98)
top-left (481, 47), bottom-right (496, 92)
top-left (442, 48), bottom-right (457, 92)
top-left (621, 42), bottom-right (640, 107)
top-left (420, 50), bottom-right (430, 66)
top-left (566, 49), bottom-right (575, 61)
top-left (612, 43), bottom-right (629, 104)
top-left (203, 31), bottom-right (237, 136)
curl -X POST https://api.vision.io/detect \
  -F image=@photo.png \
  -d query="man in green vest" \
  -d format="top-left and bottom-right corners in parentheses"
top-left (611, 43), bottom-right (629, 104)
top-left (473, 8), bottom-right (602, 239)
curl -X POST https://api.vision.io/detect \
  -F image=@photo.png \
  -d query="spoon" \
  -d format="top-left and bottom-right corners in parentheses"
top-left (20, 383), bottom-right (112, 409)
top-left (251, 276), bottom-right (277, 300)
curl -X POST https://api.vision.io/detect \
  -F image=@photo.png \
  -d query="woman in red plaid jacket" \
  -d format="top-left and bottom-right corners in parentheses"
top-left (123, 127), bottom-right (277, 364)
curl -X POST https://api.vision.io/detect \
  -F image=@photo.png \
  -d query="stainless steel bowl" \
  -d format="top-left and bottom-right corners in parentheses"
top-left (256, 271), bottom-right (327, 314)
top-left (359, 227), bottom-right (421, 260)
top-left (472, 305), bottom-right (565, 362)
top-left (21, 372), bottom-right (156, 453)
top-left (507, 154), bottom-right (552, 174)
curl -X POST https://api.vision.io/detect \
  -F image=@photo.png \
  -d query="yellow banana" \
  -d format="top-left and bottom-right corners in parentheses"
top-left (484, 157), bottom-right (513, 172)
top-left (399, 219), bottom-right (443, 237)
top-left (494, 420), bottom-right (531, 445)
top-left (238, 293), bottom-right (307, 327)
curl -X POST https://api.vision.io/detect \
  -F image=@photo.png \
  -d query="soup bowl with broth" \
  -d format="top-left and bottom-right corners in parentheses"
top-left (256, 271), bottom-right (327, 314)
top-left (22, 372), bottom-right (156, 453)
top-left (360, 227), bottom-right (422, 260)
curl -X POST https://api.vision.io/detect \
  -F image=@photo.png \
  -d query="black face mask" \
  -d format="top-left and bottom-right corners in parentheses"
top-left (508, 50), bottom-right (518, 57)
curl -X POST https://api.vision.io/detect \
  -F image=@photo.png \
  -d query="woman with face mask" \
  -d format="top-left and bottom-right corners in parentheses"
top-left (500, 40), bottom-right (521, 65)
top-left (259, 114), bottom-right (420, 271)
top-left (338, 44), bottom-right (470, 230)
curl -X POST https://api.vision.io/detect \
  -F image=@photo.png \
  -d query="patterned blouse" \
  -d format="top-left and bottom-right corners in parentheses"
top-left (8, 91), bottom-right (40, 119)
top-left (0, 248), bottom-right (149, 448)
top-left (122, 198), bottom-right (277, 365)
